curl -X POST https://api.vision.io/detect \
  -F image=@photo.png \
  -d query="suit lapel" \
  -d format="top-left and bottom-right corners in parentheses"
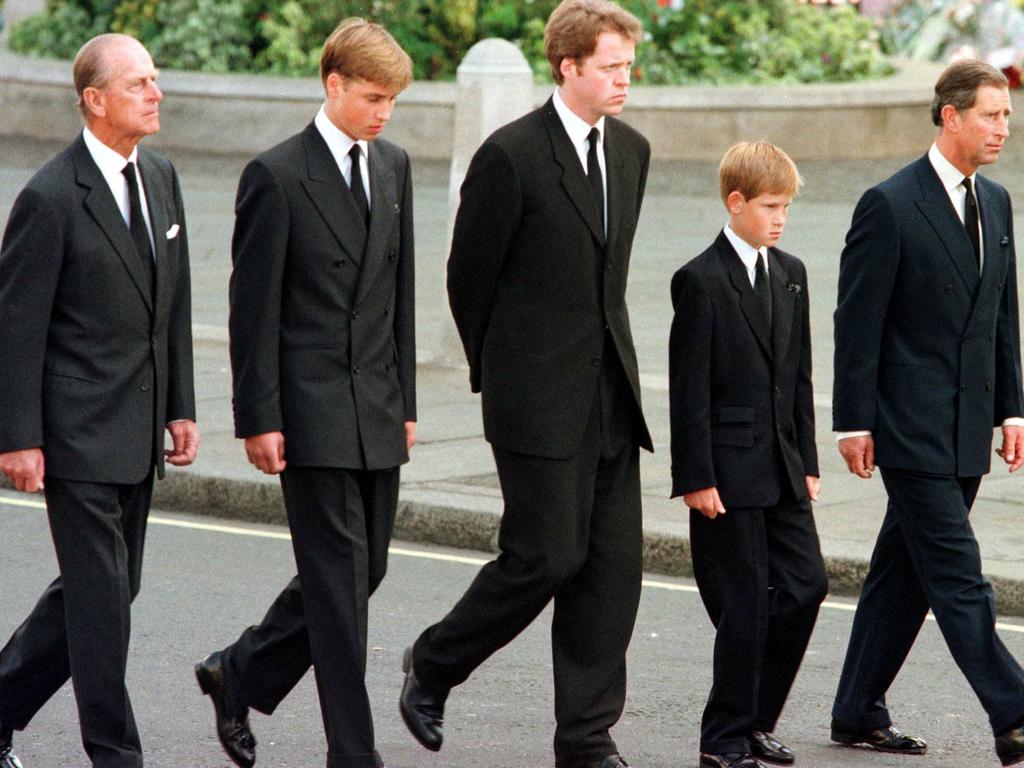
top-left (717, 232), bottom-right (772, 360)
top-left (137, 150), bottom-right (173, 319)
top-left (541, 100), bottom-right (605, 246)
top-left (73, 135), bottom-right (153, 312)
top-left (914, 156), bottom-right (980, 295)
top-left (299, 124), bottom-right (367, 265)
top-left (967, 175), bottom-right (1008, 330)
top-left (769, 251), bottom-right (795, 368)
top-left (354, 142), bottom-right (398, 304)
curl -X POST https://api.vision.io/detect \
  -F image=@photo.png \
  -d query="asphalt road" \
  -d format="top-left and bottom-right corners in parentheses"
top-left (3, 489), bottom-right (1024, 768)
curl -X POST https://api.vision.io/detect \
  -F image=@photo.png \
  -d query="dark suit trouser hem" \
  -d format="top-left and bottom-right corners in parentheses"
top-left (413, 354), bottom-right (643, 761)
top-left (222, 467), bottom-right (398, 755)
top-left (0, 474), bottom-right (152, 767)
top-left (833, 469), bottom-right (1024, 735)
top-left (690, 492), bottom-right (826, 755)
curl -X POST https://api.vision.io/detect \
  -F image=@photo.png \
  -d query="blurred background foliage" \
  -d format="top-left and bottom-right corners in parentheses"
top-left (7, 0), bottom-right (892, 83)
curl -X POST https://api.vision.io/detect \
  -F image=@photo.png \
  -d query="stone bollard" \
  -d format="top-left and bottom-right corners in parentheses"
top-left (437, 38), bottom-right (535, 364)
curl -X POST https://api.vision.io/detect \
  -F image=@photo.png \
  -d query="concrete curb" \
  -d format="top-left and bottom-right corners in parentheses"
top-left (143, 470), bottom-right (1024, 617)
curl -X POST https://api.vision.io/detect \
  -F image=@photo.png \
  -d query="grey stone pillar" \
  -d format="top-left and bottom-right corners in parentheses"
top-left (2, 0), bottom-right (46, 42)
top-left (437, 38), bottom-right (534, 364)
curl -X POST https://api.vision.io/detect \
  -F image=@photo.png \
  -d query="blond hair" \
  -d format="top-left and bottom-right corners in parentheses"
top-left (544, 0), bottom-right (642, 85)
top-left (719, 141), bottom-right (802, 204)
top-left (320, 18), bottom-right (413, 92)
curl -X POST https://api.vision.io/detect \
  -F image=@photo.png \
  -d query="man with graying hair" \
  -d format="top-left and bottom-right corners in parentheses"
top-left (0, 33), bottom-right (197, 768)
top-left (831, 58), bottom-right (1024, 767)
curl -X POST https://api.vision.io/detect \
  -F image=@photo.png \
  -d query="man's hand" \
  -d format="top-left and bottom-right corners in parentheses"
top-left (997, 425), bottom-right (1024, 472)
top-left (0, 448), bottom-right (45, 493)
top-left (805, 475), bottom-right (820, 501)
top-left (683, 486), bottom-right (726, 519)
top-left (838, 435), bottom-right (875, 478)
top-left (405, 421), bottom-right (417, 453)
top-left (165, 420), bottom-right (199, 466)
top-left (245, 431), bottom-right (286, 475)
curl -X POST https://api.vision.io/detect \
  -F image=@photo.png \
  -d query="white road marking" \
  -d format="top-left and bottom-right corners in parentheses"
top-left (4, 492), bottom-right (1023, 633)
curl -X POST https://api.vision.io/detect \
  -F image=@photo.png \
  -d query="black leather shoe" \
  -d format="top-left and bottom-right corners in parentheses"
top-left (996, 725), bottom-right (1024, 766)
top-left (830, 718), bottom-right (926, 754)
top-left (195, 652), bottom-right (256, 768)
top-left (584, 755), bottom-right (630, 768)
top-left (749, 732), bottom-right (794, 765)
top-left (399, 646), bottom-right (445, 752)
top-left (699, 753), bottom-right (766, 768)
top-left (373, 748), bottom-right (386, 768)
top-left (0, 727), bottom-right (22, 768)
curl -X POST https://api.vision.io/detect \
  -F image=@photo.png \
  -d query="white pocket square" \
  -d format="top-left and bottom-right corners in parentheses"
top-left (166, 224), bottom-right (180, 239)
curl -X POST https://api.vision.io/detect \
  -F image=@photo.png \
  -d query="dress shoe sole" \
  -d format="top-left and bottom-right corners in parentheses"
top-left (831, 729), bottom-right (926, 755)
top-left (751, 752), bottom-right (794, 766)
top-left (1000, 752), bottom-right (1024, 767)
top-left (400, 647), bottom-right (442, 752)
top-left (194, 661), bottom-right (256, 768)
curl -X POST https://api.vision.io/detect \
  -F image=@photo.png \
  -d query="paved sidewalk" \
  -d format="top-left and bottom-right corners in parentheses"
top-left (4, 136), bottom-right (1024, 612)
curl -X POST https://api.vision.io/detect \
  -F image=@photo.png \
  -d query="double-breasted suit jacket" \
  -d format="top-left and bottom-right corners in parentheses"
top-left (833, 154), bottom-right (1023, 475)
top-left (229, 122), bottom-right (416, 467)
top-left (447, 98), bottom-right (652, 458)
top-left (0, 133), bottom-right (195, 481)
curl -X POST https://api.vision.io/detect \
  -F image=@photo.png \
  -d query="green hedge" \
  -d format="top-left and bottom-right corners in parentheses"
top-left (8, 0), bottom-right (892, 84)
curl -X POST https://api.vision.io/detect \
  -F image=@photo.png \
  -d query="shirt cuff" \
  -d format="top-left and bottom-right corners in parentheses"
top-left (1002, 418), bottom-right (1024, 427)
top-left (836, 430), bottom-right (871, 441)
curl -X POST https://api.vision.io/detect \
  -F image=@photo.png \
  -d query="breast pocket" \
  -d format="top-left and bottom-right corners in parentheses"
top-left (712, 406), bottom-right (755, 447)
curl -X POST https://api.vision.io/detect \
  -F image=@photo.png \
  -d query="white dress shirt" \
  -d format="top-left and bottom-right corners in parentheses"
top-left (552, 87), bottom-right (607, 233)
top-left (82, 127), bottom-right (155, 257)
top-left (723, 223), bottom-right (768, 286)
top-left (314, 105), bottom-right (371, 206)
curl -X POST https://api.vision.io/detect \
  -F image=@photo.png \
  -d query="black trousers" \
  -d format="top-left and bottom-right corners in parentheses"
top-left (220, 465), bottom-right (399, 768)
top-left (833, 468), bottom-right (1024, 735)
top-left (690, 488), bottom-right (827, 755)
top-left (412, 353), bottom-right (643, 768)
top-left (0, 473), bottom-right (153, 768)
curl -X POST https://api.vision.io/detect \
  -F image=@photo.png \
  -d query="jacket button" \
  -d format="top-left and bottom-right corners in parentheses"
top-left (140, 384), bottom-right (150, 392)
top-left (607, 261), bottom-right (613, 270)
top-left (961, 384), bottom-right (967, 391)
top-left (944, 285), bottom-right (952, 294)
top-left (352, 312), bottom-right (358, 320)
top-left (353, 366), bottom-right (360, 375)
top-left (388, 252), bottom-right (397, 261)
top-left (591, 357), bottom-right (601, 366)
top-left (333, 259), bottom-right (344, 267)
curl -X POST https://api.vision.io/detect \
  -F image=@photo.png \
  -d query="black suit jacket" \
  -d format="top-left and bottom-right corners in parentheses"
top-left (669, 232), bottom-right (817, 508)
top-left (229, 122), bottom-right (415, 470)
top-left (447, 99), bottom-right (652, 459)
top-left (833, 154), bottom-right (1024, 477)
top-left (0, 133), bottom-right (195, 483)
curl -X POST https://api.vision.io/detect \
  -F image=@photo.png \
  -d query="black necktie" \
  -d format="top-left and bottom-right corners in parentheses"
top-left (587, 127), bottom-right (605, 234)
top-left (122, 162), bottom-right (155, 298)
top-left (349, 144), bottom-right (369, 229)
top-left (754, 252), bottom-right (772, 326)
top-left (963, 176), bottom-right (981, 270)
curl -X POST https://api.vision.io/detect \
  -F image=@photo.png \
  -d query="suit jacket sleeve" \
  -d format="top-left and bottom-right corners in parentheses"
top-left (446, 140), bottom-right (523, 392)
top-left (395, 148), bottom-right (417, 422)
top-left (833, 187), bottom-right (901, 431)
top-left (165, 164), bottom-right (196, 423)
top-left (0, 186), bottom-right (64, 452)
top-left (796, 263), bottom-right (819, 475)
top-left (669, 267), bottom-right (715, 497)
top-left (229, 159), bottom-right (289, 438)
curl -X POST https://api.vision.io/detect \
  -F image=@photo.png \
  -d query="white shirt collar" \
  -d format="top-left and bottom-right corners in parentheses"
top-left (724, 223), bottom-right (768, 285)
top-left (82, 126), bottom-right (138, 175)
top-left (552, 88), bottom-right (605, 161)
top-left (314, 105), bottom-right (369, 174)
top-left (928, 142), bottom-right (975, 194)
